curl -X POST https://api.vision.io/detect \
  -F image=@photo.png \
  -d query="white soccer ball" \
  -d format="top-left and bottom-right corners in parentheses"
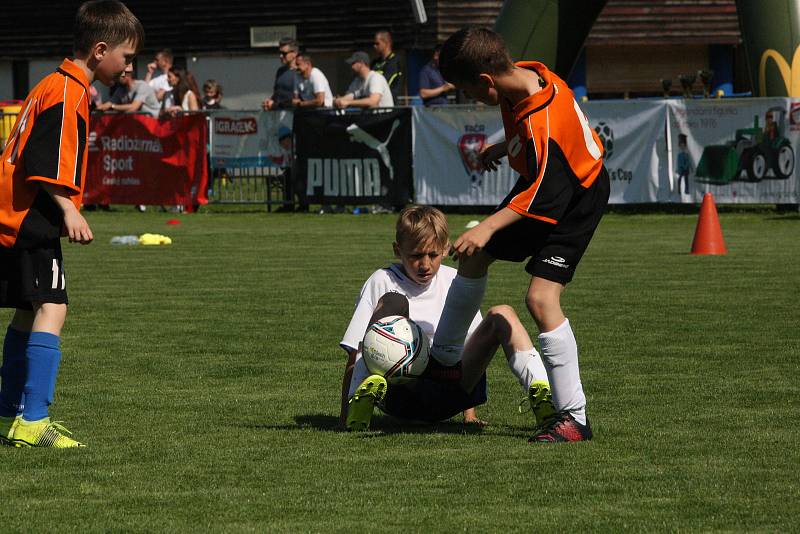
top-left (362, 315), bottom-right (430, 383)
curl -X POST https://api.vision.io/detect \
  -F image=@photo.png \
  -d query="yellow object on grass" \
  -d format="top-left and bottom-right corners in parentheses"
top-left (138, 233), bottom-right (172, 245)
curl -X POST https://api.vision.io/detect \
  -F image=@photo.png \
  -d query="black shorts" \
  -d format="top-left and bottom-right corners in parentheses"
top-left (484, 167), bottom-right (610, 285)
top-left (378, 373), bottom-right (488, 423)
top-left (0, 240), bottom-right (68, 309)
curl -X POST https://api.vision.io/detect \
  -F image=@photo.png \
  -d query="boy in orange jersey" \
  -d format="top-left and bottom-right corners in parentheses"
top-left (0, 1), bottom-right (143, 448)
top-left (432, 28), bottom-right (610, 443)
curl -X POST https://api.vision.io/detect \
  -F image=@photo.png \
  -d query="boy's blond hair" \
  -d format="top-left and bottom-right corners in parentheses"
top-left (395, 206), bottom-right (449, 250)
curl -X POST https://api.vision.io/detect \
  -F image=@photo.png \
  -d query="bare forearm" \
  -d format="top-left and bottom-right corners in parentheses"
top-left (482, 206), bottom-right (523, 233)
top-left (42, 183), bottom-right (79, 215)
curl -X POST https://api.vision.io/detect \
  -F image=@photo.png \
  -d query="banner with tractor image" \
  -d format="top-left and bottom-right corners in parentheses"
top-left (667, 99), bottom-right (799, 204)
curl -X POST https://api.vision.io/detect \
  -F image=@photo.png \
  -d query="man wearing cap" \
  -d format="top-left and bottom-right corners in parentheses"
top-left (334, 51), bottom-right (394, 109)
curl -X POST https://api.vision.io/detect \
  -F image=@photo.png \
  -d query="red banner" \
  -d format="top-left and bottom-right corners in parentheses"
top-left (85, 113), bottom-right (208, 208)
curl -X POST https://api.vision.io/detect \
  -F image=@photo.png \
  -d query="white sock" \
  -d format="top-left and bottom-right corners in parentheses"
top-left (348, 357), bottom-right (371, 399)
top-left (507, 348), bottom-right (548, 394)
top-left (431, 274), bottom-right (487, 366)
top-left (538, 319), bottom-right (587, 425)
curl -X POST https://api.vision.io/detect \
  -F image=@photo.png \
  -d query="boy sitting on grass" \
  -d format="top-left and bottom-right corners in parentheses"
top-left (340, 206), bottom-right (554, 432)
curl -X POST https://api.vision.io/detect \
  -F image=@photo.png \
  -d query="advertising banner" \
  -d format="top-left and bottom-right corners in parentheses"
top-left (294, 109), bottom-right (413, 205)
top-left (209, 110), bottom-right (293, 168)
top-left (85, 113), bottom-right (208, 207)
top-left (667, 99), bottom-right (799, 203)
top-left (583, 100), bottom-right (667, 203)
top-left (414, 102), bottom-right (665, 205)
top-left (413, 106), bottom-right (518, 206)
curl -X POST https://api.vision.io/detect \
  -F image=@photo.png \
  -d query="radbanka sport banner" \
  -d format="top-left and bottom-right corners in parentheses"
top-left (85, 113), bottom-right (208, 207)
top-left (666, 98), bottom-right (799, 204)
top-left (294, 109), bottom-right (413, 205)
top-left (209, 110), bottom-right (293, 168)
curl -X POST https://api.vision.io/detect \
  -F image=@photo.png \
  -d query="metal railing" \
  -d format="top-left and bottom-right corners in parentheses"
top-left (0, 111), bottom-right (19, 151)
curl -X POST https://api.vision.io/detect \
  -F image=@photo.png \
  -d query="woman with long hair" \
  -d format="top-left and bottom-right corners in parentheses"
top-left (163, 67), bottom-right (199, 115)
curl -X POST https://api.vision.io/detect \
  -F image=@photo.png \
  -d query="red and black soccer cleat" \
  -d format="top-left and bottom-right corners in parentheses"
top-left (529, 411), bottom-right (593, 443)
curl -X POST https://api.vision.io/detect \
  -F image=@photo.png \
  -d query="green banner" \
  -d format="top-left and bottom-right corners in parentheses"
top-left (494, 0), bottom-right (607, 78)
top-left (737, 0), bottom-right (800, 96)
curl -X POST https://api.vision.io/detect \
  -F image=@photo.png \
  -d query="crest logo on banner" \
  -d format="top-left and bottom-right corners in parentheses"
top-left (458, 132), bottom-right (486, 190)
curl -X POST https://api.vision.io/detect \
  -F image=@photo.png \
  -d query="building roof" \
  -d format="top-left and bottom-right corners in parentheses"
top-left (0, 0), bottom-right (741, 60)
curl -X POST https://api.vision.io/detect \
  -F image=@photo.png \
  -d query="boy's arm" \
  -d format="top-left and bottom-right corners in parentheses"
top-left (452, 206), bottom-right (521, 258)
top-left (42, 183), bottom-right (93, 244)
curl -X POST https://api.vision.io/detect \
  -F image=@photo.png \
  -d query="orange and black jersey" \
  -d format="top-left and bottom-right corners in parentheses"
top-left (0, 59), bottom-right (90, 248)
top-left (500, 62), bottom-right (605, 224)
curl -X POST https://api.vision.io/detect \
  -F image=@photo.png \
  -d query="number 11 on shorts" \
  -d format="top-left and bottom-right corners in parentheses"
top-left (51, 259), bottom-right (65, 290)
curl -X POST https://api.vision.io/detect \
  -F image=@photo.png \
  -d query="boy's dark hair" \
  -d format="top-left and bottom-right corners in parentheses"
top-left (439, 28), bottom-right (514, 85)
top-left (74, 0), bottom-right (144, 56)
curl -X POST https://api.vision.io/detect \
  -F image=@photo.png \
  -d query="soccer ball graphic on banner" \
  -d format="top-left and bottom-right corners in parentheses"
top-left (594, 121), bottom-right (614, 160)
top-left (362, 316), bottom-right (430, 383)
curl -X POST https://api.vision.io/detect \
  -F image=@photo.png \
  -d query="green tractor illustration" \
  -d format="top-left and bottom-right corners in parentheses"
top-left (696, 106), bottom-right (795, 183)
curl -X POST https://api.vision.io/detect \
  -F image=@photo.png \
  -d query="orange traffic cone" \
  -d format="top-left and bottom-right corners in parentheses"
top-left (691, 193), bottom-right (728, 255)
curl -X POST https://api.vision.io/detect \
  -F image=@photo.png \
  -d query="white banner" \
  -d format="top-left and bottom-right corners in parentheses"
top-left (209, 110), bottom-right (293, 168)
top-left (667, 99), bottom-right (799, 204)
top-left (583, 101), bottom-right (667, 203)
top-left (413, 102), bottom-right (666, 205)
top-left (413, 106), bottom-right (517, 206)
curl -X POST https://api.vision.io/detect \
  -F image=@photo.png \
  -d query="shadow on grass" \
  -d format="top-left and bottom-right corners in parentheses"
top-left (242, 414), bottom-right (534, 439)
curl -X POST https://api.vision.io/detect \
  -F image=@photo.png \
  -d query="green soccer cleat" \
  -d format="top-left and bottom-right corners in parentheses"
top-left (519, 380), bottom-right (556, 428)
top-left (346, 374), bottom-right (387, 431)
top-left (11, 418), bottom-right (85, 448)
top-left (0, 415), bottom-right (21, 447)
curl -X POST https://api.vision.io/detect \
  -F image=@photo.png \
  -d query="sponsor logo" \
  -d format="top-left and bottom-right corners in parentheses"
top-left (542, 256), bottom-right (570, 269)
top-left (99, 135), bottom-right (163, 153)
top-left (790, 103), bottom-right (800, 131)
top-left (215, 117), bottom-right (258, 135)
top-left (458, 132), bottom-right (486, 181)
top-left (759, 46), bottom-right (800, 97)
top-left (306, 158), bottom-right (383, 197)
top-left (347, 119), bottom-right (400, 180)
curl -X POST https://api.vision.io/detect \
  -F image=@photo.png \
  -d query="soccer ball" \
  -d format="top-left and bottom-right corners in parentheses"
top-left (362, 316), bottom-right (430, 383)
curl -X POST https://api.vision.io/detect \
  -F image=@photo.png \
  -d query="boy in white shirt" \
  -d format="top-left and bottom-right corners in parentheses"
top-left (340, 206), bottom-right (554, 431)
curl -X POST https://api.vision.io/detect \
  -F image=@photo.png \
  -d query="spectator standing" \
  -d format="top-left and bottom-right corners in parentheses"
top-left (145, 48), bottom-right (174, 104)
top-left (334, 52), bottom-right (394, 109)
top-left (95, 64), bottom-right (160, 118)
top-left (371, 30), bottom-right (403, 102)
top-left (263, 38), bottom-right (300, 110)
top-left (163, 67), bottom-right (200, 115)
top-left (418, 44), bottom-right (454, 106)
top-left (201, 79), bottom-right (224, 109)
top-left (292, 54), bottom-right (333, 109)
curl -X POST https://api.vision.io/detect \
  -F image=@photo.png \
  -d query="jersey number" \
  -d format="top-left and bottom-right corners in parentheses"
top-left (573, 99), bottom-right (602, 161)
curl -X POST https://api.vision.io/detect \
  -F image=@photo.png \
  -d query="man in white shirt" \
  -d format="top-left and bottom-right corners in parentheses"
top-left (334, 51), bottom-right (394, 109)
top-left (292, 54), bottom-right (333, 109)
top-left (144, 48), bottom-right (173, 105)
top-left (340, 206), bottom-right (555, 432)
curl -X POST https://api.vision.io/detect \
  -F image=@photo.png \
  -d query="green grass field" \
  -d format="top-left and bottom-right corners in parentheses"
top-left (1, 208), bottom-right (798, 532)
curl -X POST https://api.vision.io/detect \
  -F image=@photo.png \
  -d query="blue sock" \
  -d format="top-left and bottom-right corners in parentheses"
top-left (22, 332), bottom-right (61, 422)
top-left (1, 327), bottom-right (29, 417)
